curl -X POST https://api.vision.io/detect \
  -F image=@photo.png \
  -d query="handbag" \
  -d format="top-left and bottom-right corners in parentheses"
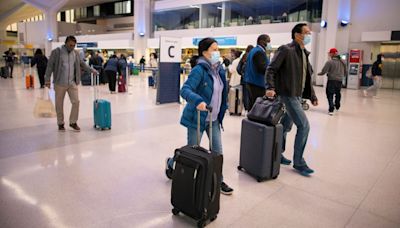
top-left (247, 96), bottom-right (285, 126)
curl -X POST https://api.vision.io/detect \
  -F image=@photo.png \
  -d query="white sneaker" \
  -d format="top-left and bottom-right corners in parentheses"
top-left (328, 112), bottom-right (334, 116)
top-left (363, 90), bottom-right (368, 97)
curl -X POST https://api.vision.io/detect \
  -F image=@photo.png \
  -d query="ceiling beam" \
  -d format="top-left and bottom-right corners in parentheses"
top-left (0, 2), bottom-right (25, 21)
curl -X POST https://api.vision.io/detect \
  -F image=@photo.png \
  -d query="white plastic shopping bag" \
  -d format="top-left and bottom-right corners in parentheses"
top-left (33, 88), bottom-right (56, 118)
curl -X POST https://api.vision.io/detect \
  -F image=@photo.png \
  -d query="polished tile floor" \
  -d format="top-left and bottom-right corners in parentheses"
top-left (1, 66), bottom-right (400, 228)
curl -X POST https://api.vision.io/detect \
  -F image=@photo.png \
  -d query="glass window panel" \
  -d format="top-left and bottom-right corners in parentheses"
top-left (153, 7), bottom-right (199, 31)
top-left (39, 14), bottom-right (43, 20)
top-left (57, 13), bottom-right (61, 21)
top-left (66, 10), bottom-right (71, 22)
top-left (11, 23), bottom-right (17, 31)
top-left (71, 9), bottom-right (75, 22)
top-left (126, 1), bottom-right (131, 14)
top-left (94, 5), bottom-right (100, 16)
top-left (6, 25), bottom-right (11, 31)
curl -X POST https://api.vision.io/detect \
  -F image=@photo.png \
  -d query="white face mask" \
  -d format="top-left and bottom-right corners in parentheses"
top-left (266, 43), bottom-right (273, 51)
top-left (303, 34), bottom-right (312, 45)
top-left (210, 51), bottom-right (220, 65)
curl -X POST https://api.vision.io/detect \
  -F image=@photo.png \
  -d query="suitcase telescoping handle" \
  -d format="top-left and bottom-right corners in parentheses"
top-left (197, 105), bottom-right (213, 150)
top-left (91, 65), bottom-right (100, 101)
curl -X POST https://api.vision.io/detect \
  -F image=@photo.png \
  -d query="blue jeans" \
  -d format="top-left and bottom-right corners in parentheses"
top-left (168, 120), bottom-right (223, 177)
top-left (280, 96), bottom-right (310, 167)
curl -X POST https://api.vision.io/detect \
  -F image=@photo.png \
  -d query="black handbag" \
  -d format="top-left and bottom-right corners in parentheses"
top-left (247, 96), bottom-right (285, 126)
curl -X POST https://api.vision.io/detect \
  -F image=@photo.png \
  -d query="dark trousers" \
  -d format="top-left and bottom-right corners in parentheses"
top-left (246, 83), bottom-right (265, 110)
top-left (326, 80), bottom-right (342, 112)
top-left (106, 70), bottom-right (117, 92)
top-left (37, 67), bottom-right (46, 87)
top-left (6, 62), bottom-right (13, 77)
top-left (241, 83), bottom-right (250, 111)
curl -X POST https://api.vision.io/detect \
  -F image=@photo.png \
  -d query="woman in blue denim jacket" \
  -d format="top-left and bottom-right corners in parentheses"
top-left (165, 37), bottom-right (233, 195)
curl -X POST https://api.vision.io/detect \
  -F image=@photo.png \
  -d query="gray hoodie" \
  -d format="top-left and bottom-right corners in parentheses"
top-left (318, 56), bottom-right (346, 81)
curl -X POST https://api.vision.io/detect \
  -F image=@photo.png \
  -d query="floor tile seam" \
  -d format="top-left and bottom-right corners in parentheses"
top-left (343, 148), bottom-right (400, 227)
top-left (224, 184), bottom-right (286, 227)
top-left (348, 208), bottom-right (400, 226)
top-left (286, 184), bottom-right (359, 210)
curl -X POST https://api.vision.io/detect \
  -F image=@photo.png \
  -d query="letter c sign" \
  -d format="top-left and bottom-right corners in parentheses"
top-left (168, 46), bottom-right (175, 58)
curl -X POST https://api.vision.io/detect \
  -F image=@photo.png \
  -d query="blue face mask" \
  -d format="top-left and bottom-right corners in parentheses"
top-left (303, 34), bottom-right (312, 45)
top-left (210, 51), bottom-right (220, 65)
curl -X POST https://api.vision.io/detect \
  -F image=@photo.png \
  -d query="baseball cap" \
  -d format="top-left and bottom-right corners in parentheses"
top-left (329, 48), bottom-right (338, 54)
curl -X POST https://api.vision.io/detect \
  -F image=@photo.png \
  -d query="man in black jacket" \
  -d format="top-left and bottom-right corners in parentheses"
top-left (266, 23), bottom-right (318, 176)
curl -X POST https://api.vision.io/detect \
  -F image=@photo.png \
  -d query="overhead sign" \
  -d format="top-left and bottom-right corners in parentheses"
top-left (77, 42), bottom-right (98, 48)
top-left (159, 37), bottom-right (182, 63)
top-left (192, 36), bottom-right (237, 46)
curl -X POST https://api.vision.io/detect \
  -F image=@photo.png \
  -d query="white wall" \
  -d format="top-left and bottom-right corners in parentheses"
top-left (59, 32), bottom-right (134, 49)
top-left (18, 21), bottom-right (47, 48)
top-left (349, 0), bottom-right (400, 63)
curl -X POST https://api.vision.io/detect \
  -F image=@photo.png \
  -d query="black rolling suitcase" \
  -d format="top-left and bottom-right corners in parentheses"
top-left (171, 107), bottom-right (222, 228)
top-left (238, 118), bottom-right (283, 182)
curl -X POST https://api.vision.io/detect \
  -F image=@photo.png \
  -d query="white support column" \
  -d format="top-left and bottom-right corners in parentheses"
top-left (134, 0), bottom-right (151, 64)
top-left (316, 0), bottom-right (351, 87)
top-left (22, 0), bottom-right (67, 56)
top-left (44, 10), bottom-right (58, 57)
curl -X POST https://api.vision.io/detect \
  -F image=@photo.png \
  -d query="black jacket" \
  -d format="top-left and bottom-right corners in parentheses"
top-left (31, 55), bottom-right (48, 69)
top-left (266, 41), bottom-right (317, 102)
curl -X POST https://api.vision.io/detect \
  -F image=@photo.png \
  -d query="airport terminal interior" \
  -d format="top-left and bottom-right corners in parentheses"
top-left (1, 0), bottom-right (400, 227)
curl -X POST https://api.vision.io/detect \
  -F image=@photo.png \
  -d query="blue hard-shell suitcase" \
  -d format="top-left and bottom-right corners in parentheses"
top-left (92, 72), bottom-right (111, 130)
top-left (94, 99), bottom-right (111, 130)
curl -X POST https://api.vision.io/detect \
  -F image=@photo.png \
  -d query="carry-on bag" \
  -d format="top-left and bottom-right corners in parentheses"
top-left (1, 66), bottom-right (9, 78)
top-left (25, 65), bottom-right (34, 89)
top-left (228, 86), bottom-right (243, 115)
top-left (118, 73), bottom-right (126, 93)
top-left (92, 72), bottom-right (111, 130)
top-left (247, 96), bottom-right (285, 126)
top-left (171, 106), bottom-right (222, 228)
top-left (238, 118), bottom-right (283, 182)
top-left (148, 75), bottom-right (154, 87)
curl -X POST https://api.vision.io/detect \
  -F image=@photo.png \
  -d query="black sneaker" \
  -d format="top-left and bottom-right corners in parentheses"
top-left (281, 155), bottom-right (292, 165)
top-left (221, 182), bottom-right (233, 195)
top-left (58, 124), bottom-right (65, 131)
top-left (165, 158), bottom-right (173, 180)
top-left (293, 165), bottom-right (314, 176)
top-left (69, 123), bottom-right (81, 132)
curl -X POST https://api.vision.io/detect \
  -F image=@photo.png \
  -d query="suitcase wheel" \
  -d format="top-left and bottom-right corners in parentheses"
top-left (210, 215), bottom-right (217, 222)
top-left (197, 220), bottom-right (205, 228)
top-left (237, 166), bottom-right (242, 171)
top-left (257, 177), bottom-right (263, 182)
top-left (272, 176), bottom-right (278, 179)
top-left (172, 208), bottom-right (179, 215)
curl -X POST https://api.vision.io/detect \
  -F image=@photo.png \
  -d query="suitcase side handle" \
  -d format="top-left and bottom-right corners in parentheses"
top-left (210, 172), bottom-right (218, 202)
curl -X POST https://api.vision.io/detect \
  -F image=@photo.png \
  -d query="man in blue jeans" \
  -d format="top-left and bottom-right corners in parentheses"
top-left (265, 23), bottom-right (319, 176)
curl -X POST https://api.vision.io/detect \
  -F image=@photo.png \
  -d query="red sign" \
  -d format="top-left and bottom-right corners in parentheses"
top-left (349, 49), bottom-right (361, 63)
